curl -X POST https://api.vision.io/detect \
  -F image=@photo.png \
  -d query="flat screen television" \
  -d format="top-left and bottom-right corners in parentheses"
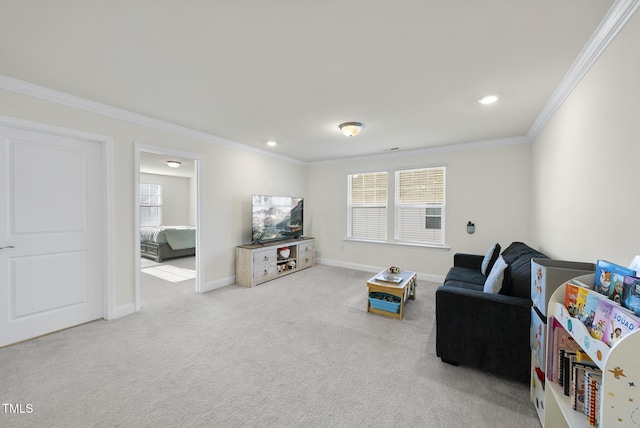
top-left (251, 195), bottom-right (303, 243)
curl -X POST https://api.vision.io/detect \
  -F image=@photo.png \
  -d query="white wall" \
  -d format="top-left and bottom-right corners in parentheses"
top-left (531, 11), bottom-right (640, 266)
top-left (306, 142), bottom-right (532, 280)
top-left (140, 173), bottom-right (191, 226)
top-left (0, 89), bottom-right (308, 309)
top-left (4, 8), bottom-right (637, 313)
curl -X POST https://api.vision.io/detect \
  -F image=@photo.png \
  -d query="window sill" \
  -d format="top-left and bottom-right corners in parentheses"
top-left (343, 238), bottom-right (450, 250)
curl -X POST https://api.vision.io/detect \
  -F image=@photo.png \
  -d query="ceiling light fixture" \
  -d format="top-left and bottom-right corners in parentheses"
top-left (166, 160), bottom-right (182, 168)
top-left (267, 141), bottom-right (277, 147)
top-left (478, 95), bottom-right (499, 105)
top-left (339, 122), bottom-right (364, 137)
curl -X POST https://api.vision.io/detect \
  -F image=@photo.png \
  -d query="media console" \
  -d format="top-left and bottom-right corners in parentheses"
top-left (235, 237), bottom-right (315, 287)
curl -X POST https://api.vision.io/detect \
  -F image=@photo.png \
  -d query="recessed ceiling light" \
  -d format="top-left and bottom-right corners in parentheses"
top-left (478, 95), bottom-right (499, 105)
top-left (267, 141), bottom-right (277, 147)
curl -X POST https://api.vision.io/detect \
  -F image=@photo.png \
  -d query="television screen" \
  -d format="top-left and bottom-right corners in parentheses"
top-left (251, 195), bottom-right (303, 243)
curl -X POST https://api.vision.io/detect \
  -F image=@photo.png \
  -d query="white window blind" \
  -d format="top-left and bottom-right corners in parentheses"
top-left (394, 167), bottom-right (445, 245)
top-left (140, 183), bottom-right (162, 226)
top-left (347, 172), bottom-right (388, 240)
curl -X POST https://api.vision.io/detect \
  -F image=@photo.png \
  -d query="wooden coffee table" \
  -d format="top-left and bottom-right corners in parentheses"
top-left (366, 270), bottom-right (417, 320)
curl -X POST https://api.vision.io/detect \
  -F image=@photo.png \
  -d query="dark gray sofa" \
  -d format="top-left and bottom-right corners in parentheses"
top-left (435, 242), bottom-right (548, 383)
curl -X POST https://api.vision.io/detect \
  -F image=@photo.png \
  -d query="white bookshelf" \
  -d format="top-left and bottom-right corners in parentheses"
top-left (537, 274), bottom-right (640, 427)
top-left (530, 260), bottom-right (595, 425)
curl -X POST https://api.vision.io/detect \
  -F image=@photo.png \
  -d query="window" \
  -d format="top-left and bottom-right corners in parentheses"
top-left (140, 183), bottom-right (162, 226)
top-left (395, 167), bottom-right (445, 245)
top-left (347, 172), bottom-right (388, 241)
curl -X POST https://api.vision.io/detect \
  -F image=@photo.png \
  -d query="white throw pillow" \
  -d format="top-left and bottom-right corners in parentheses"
top-left (481, 243), bottom-right (501, 276)
top-left (484, 256), bottom-right (508, 294)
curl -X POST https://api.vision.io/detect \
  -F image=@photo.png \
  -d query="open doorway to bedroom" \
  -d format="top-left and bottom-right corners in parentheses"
top-left (135, 145), bottom-right (203, 312)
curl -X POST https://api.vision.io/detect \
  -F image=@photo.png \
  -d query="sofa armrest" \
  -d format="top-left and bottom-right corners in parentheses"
top-left (435, 285), bottom-right (532, 382)
top-left (453, 253), bottom-right (484, 270)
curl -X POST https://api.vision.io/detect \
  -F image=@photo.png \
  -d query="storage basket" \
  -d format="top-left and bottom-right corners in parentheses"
top-left (368, 292), bottom-right (401, 314)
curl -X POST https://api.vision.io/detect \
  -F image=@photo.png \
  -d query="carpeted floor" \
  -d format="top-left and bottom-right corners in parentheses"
top-left (0, 260), bottom-right (540, 427)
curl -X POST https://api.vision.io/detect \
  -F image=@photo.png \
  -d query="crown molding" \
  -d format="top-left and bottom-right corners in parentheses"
top-left (527, 0), bottom-right (640, 140)
top-left (0, 74), bottom-right (307, 167)
top-left (308, 135), bottom-right (531, 167)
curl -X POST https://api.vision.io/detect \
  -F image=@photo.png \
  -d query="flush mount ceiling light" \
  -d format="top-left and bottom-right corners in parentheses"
top-left (166, 160), bottom-right (182, 168)
top-left (478, 95), bottom-right (499, 105)
top-left (339, 122), bottom-right (364, 137)
top-left (267, 141), bottom-right (277, 147)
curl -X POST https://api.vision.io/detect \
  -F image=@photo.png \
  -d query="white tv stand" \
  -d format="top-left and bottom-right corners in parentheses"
top-left (235, 237), bottom-right (315, 287)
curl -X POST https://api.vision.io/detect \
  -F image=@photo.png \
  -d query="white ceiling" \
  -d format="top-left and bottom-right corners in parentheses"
top-left (140, 152), bottom-right (195, 178)
top-left (0, 1), bottom-right (618, 163)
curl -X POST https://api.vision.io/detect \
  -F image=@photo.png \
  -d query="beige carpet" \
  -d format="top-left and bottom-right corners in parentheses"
top-left (0, 260), bottom-right (540, 427)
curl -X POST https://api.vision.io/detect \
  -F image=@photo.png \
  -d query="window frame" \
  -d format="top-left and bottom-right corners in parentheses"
top-left (394, 166), bottom-right (446, 246)
top-left (346, 170), bottom-right (389, 242)
top-left (140, 183), bottom-right (163, 226)
top-left (346, 165), bottom-right (446, 248)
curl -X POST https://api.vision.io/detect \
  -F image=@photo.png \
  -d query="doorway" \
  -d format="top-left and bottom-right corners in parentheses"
top-left (134, 144), bottom-right (203, 312)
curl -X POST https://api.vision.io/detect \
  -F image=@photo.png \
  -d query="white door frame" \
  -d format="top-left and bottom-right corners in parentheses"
top-left (134, 143), bottom-right (204, 311)
top-left (0, 114), bottom-right (116, 321)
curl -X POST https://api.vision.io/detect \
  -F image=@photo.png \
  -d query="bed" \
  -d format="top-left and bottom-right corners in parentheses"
top-left (140, 226), bottom-right (196, 262)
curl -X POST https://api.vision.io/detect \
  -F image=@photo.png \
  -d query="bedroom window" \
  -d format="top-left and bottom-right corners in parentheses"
top-left (394, 166), bottom-right (446, 246)
top-left (347, 171), bottom-right (388, 241)
top-left (140, 183), bottom-right (162, 226)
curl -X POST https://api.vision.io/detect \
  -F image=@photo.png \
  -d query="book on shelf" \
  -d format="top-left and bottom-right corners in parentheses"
top-left (581, 290), bottom-right (605, 331)
top-left (561, 350), bottom-right (576, 394)
top-left (565, 280), bottom-right (591, 319)
top-left (571, 363), bottom-right (601, 413)
top-left (548, 320), bottom-right (582, 383)
top-left (591, 298), bottom-right (615, 342)
top-left (609, 272), bottom-right (626, 304)
top-left (565, 282), bottom-right (580, 317)
top-left (603, 305), bottom-right (640, 347)
top-left (562, 351), bottom-right (600, 400)
top-left (575, 286), bottom-right (590, 321)
top-left (622, 275), bottom-right (640, 316)
top-left (594, 259), bottom-right (636, 297)
top-left (574, 349), bottom-right (597, 367)
top-left (584, 371), bottom-right (602, 426)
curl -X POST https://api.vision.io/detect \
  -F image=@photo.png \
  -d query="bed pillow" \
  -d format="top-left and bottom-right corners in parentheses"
top-left (481, 243), bottom-right (501, 276)
top-left (483, 256), bottom-right (508, 294)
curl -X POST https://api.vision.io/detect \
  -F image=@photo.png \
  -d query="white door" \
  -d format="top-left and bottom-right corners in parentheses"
top-left (0, 124), bottom-right (104, 347)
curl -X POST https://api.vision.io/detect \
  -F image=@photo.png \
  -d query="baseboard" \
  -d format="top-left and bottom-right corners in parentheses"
top-left (201, 276), bottom-right (235, 293)
top-left (316, 258), bottom-right (445, 284)
top-left (111, 303), bottom-right (136, 319)
top-left (415, 272), bottom-right (445, 284)
top-left (316, 258), bottom-right (383, 273)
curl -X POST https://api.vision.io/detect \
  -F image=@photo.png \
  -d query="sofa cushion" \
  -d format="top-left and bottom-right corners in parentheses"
top-left (501, 242), bottom-right (548, 298)
top-left (484, 255), bottom-right (509, 293)
top-left (481, 243), bottom-right (501, 276)
top-left (442, 280), bottom-right (484, 292)
top-left (444, 266), bottom-right (486, 287)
